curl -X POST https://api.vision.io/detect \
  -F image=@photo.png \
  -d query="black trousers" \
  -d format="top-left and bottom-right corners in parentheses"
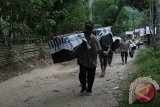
top-left (121, 51), bottom-right (128, 63)
top-left (108, 50), bottom-right (113, 65)
top-left (79, 65), bottom-right (96, 92)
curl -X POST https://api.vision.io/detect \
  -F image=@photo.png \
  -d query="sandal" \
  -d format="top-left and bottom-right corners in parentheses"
top-left (100, 74), bottom-right (105, 77)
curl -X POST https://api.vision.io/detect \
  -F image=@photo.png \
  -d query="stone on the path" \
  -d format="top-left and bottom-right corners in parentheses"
top-left (106, 78), bottom-right (111, 81)
top-left (72, 90), bottom-right (75, 93)
top-left (118, 73), bottom-right (122, 76)
top-left (116, 71), bottom-right (120, 73)
top-left (95, 92), bottom-right (101, 95)
top-left (24, 96), bottom-right (34, 102)
top-left (26, 80), bottom-right (30, 83)
top-left (29, 65), bottom-right (34, 69)
top-left (119, 77), bottom-right (124, 80)
top-left (24, 84), bottom-right (31, 88)
top-left (113, 87), bottom-right (119, 90)
top-left (70, 72), bottom-right (78, 76)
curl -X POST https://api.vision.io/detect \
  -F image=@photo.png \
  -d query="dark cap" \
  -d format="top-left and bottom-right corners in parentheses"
top-left (85, 20), bottom-right (93, 28)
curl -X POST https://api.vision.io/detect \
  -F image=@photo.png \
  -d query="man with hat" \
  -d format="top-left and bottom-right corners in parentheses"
top-left (77, 20), bottom-right (101, 96)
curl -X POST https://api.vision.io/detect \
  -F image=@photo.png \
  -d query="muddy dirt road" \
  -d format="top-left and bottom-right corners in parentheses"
top-left (0, 51), bottom-right (138, 107)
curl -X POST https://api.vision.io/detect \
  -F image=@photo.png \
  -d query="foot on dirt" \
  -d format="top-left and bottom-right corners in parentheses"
top-left (86, 92), bottom-right (92, 96)
top-left (80, 90), bottom-right (86, 96)
top-left (100, 74), bottom-right (105, 78)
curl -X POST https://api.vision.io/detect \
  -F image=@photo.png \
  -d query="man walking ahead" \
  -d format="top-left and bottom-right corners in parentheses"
top-left (119, 36), bottom-right (130, 65)
top-left (77, 21), bottom-right (101, 96)
top-left (99, 33), bottom-right (113, 77)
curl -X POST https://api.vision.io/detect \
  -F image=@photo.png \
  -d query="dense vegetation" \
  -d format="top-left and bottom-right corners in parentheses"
top-left (0, 0), bottom-right (158, 44)
top-left (120, 45), bottom-right (160, 107)
top-left (92, 0), bottom-right (156, 35)
top-left (0, 0), bottom-right (88, 44)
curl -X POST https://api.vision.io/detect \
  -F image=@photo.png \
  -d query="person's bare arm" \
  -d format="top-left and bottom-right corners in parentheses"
top-left (119, 42), bottom-right (122, 52)
top-left (95, 37), bottom-right (102, 53)
top-left (108, 45), bottom-right (111, 53)
top-left (107, 36), bottom-right (113, 53)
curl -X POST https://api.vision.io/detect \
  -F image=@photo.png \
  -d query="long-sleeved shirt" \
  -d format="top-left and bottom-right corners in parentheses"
top-left (77, 34), bottom-right (101, 68)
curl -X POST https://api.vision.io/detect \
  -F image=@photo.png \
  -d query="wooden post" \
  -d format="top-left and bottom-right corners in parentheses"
top-left (88, 0), bottom-right (93, 21)
top-left (157, 0), bottom-right (160, 35)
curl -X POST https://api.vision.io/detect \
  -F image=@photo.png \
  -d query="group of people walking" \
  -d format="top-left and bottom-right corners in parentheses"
top-left (77, 20), bottom-right (138, 96)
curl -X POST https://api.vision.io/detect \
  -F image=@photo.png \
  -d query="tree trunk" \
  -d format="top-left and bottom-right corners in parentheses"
top-left (88, 0), bottom-right (93, 21)
top-left (157, 0), bottom-right (160, 35)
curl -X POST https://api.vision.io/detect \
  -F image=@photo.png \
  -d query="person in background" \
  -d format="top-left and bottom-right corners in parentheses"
top-left (119, 36), bottom-right (130, 65)
top-left (108, 31), bottom-right (119, 67)
top-left (129, 39), bottom-right (137, 57)
top-left (136, 38), bottom-right (141, 49)
top-left (108, 47), bottom-right (113, 67)
top-left (77, 20), bottom-right (101, 96)
top-left (99, 33), bottom-right (113, 77)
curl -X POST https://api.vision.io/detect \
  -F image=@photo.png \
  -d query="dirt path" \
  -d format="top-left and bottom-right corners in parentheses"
top-left (0, 50), bottom-right (139, 107)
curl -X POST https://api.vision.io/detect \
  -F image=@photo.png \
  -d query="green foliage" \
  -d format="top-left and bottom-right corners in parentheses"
top-left (92, 0), bottom-right (116, 26)
top-left (0, 0), bottom-right (88, 44)
top-left (120, 45), bottom-right (160, 107)
top-left (116, 7), bottom-right (130, 23)
top-left (61, 1), bottom-right (88, 33)
top-left (130, 0), bottom-right (156, 11)
top-left (103, 5), bottom-right (118, 26)
top-left (92, 0), bottom-right (148, 34)
top-left (0, 20), bottom-right (31, 41)
top-left (0, 20), bottom-right (10, 31)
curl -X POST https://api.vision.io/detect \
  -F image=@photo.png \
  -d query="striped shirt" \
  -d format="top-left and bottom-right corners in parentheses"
top-left (77, 34), bottom-right (101, 68)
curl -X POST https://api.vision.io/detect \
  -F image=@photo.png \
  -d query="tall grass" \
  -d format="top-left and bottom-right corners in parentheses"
top-left (119, 45), bottom-right (160, 107)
